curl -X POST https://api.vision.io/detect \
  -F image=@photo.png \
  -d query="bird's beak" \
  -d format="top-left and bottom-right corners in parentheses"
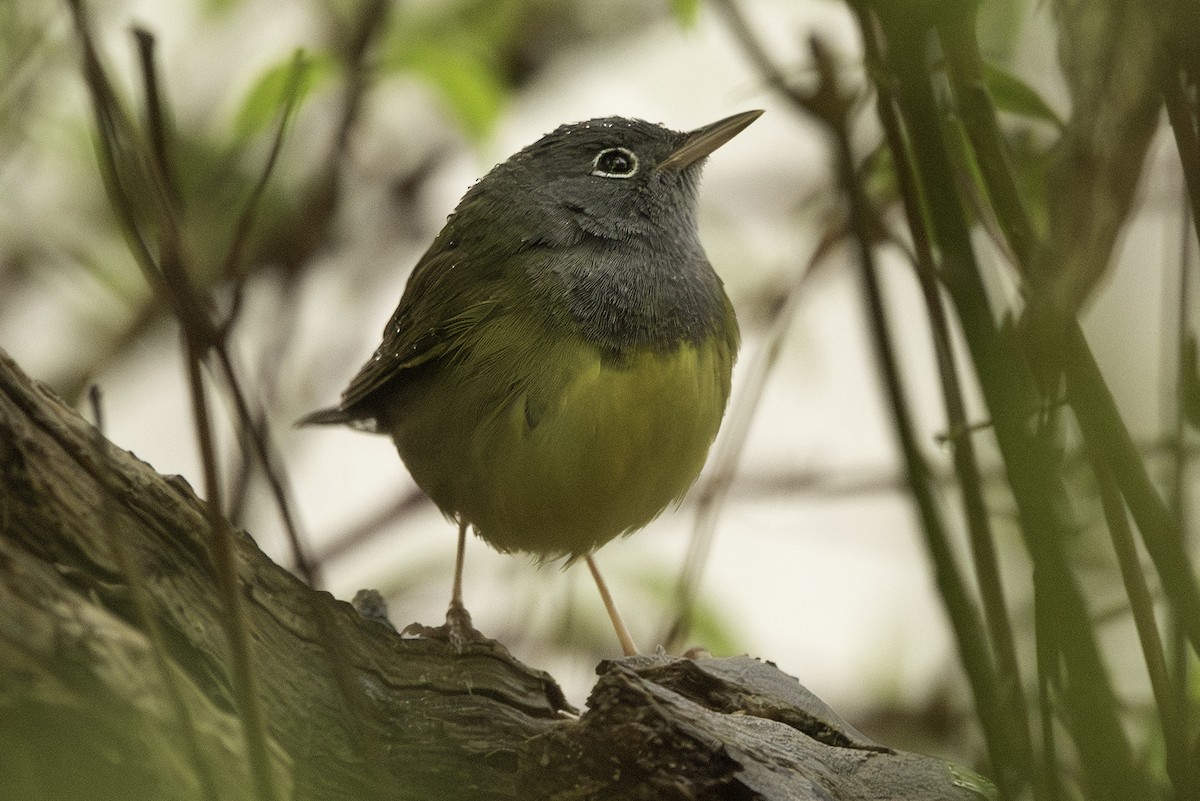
top-left (657, 109), bottom-right (764, 171)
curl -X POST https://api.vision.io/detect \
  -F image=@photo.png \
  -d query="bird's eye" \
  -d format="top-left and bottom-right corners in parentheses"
top-left (591, 147), bottom-right (639, 178)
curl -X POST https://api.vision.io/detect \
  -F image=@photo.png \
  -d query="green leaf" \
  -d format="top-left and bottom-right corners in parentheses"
top-left (400, 43), bottom-right (506, 140)
top-left (983, 61), bottom-right (1064, 129)
top-left (948, 763), bottom-right (999, 800)
top-left (232, 51), bottom-right (335, 140)
top-left (670, 0), bottom-right (701, 27)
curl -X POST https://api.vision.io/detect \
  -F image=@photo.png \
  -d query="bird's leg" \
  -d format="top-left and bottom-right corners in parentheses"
top-left (585, 554), bottom-right (639, 656)
top-left (444, 519), bottom-right (475, 640)
top-left (403, 520), bottom-right (490, 651)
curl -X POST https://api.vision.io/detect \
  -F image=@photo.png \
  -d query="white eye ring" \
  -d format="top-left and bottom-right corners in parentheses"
top-left (590, 147), bottom-right (639, 178)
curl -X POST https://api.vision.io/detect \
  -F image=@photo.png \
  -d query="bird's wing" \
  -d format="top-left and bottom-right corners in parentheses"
top-left (328, 227), bottom-right (515, 421)
top-left (348, 245), bottom-right (506, 410)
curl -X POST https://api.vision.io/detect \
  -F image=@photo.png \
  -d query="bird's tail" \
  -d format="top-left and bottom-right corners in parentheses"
top-left (294, 406), bottom-right (353, 427)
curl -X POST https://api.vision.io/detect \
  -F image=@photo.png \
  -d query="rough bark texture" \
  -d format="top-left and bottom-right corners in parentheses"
top-left (0, 349), bottom-right (991, 800)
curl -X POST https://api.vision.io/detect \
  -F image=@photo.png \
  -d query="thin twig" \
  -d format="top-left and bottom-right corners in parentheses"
top-left (69, 5), bottom-right (280, 797)
top-left (807, 32), bottom-right (1019, 795)
top-left (1168, 109), bottom-right (1197, 789)
top-left (219, 48), bottom-right (307, 292)
top-left (1063, 325), bottom-right (1200, 654)
top-left (1163, 68), bottom-right (1200, 256)
top-left (184, 337), bottom-right (280, 801)
top-left (132, 26), bottom-right (179, 211)
top-left (663, 228), bottom-right (835, 650)
top-left (87, 386), bottom-right (223, 801)
top-left (214, 349), bottom-right (319, 584)
top-left (936, 11), bottom-right (1041, 273)
top-left (1089, 450), bottom-right (1189, 795)
top-left (891, 4), bottom-right (1031, 773)
top-left (869, 3), bottom-right (1146, 795)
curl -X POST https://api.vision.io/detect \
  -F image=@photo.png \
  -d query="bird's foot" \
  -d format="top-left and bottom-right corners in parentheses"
top-left (401, 601), bottom-right (497, 653)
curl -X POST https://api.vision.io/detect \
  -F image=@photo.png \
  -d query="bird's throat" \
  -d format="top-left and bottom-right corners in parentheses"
top-left (562, 242), bottom-right (728, 355)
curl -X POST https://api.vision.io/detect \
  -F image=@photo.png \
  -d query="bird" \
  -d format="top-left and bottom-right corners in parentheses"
top-left (300, 110), bottom-right (761, 655)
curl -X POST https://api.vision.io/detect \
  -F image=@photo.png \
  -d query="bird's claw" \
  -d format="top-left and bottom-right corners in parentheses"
top-left (401, 601), bottom-right (498, 653)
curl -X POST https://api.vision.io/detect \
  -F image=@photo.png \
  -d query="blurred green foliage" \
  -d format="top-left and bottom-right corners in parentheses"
top-left (841, 0), bottom-right (1200, 798)
top-left (981, 62), bottom-right (1063, 131)
top-left (233, 51), bottom-right (335, 140)
top-left (670, 0), bottom-right (702, 27)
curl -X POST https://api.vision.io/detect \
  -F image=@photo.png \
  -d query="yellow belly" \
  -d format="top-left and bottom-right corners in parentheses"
top-left (389, 333), bottom-right (734, 560)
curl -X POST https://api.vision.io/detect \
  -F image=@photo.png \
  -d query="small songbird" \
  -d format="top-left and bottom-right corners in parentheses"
top-left (301, 110), bottom-right (761, 655)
